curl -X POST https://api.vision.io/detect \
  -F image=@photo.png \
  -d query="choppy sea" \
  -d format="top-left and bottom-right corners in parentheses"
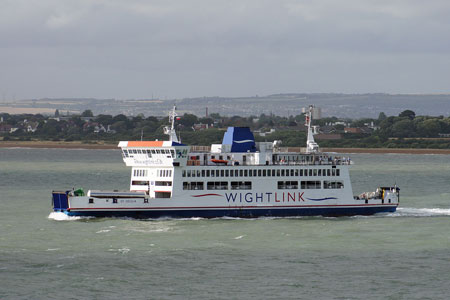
top-left (0, 148), bottom-right (449, 299)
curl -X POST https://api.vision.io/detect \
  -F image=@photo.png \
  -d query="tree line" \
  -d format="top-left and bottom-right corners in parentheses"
top-left (1, 109), bottom-right (450, 148)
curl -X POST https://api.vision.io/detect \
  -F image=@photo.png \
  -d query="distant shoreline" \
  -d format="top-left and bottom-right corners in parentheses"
top-left (1, 140), bottom-right (450, 154)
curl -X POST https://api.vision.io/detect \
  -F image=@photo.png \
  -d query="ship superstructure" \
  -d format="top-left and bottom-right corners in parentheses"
top-left (52, 106), bottom-right (399, 218)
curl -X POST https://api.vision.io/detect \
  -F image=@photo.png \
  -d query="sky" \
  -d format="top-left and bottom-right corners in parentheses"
top-left (1, 0), bottom-right (450, 100)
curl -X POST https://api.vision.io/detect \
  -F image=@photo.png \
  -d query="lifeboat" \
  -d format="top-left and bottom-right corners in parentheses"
top-left (211, 159), bottom-right (228, 164)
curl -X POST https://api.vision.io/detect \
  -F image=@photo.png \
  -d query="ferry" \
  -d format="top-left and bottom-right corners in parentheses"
top-left (52, 106), bottom-right (399, 218)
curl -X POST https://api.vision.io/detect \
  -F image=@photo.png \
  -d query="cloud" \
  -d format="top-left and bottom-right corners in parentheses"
top-left (0, 0), bottom-right (449, 99)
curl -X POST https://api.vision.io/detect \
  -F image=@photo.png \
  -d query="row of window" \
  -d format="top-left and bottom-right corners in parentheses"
top-left (123, 148), bottom-right (175, 158)
top-left (157, 169), bottom-right (172, 177)
top-left (182, 168), bottom-right (340, 178)
top-left (183, 181), bottom-right (253, 191)
top-left (182, 180), bottom-right (344, 190)
top-left (133, 169), bottom-right (148, 177)
top-left (133, 169), bottom-right (173, 178)
top-left (131, 181), bottom-right (172, 186)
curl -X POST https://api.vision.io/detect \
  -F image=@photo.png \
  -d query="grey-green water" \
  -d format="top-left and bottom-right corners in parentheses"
top-left (0, 148), bottom-right (449, 299)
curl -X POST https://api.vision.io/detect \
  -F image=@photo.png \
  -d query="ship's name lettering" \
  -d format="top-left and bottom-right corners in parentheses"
top-left (133, 159), bottom-right (163, 165)
top-left (120, 199), bottom-right (137, 203)
top-left (225, 192), bottom-right (305, 203)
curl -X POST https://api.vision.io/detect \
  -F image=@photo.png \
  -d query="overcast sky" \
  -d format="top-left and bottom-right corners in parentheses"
top-left (1, 0), bottom-right (450, 100)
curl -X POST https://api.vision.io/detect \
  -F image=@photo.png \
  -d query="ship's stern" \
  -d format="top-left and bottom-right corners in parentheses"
top-left (52, 190), bottom-right (70, 212)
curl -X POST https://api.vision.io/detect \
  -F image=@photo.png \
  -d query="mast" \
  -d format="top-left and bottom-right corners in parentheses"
top-left (163, 105), bottom-right (180, 143)
top-left (305, 105), bottom-right (319, 153)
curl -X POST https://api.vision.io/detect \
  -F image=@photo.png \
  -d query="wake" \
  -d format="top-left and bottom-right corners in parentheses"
top-left (48, 212), bottom-right (92, 221)
top-left (388, 207), bottom-right (450, 217)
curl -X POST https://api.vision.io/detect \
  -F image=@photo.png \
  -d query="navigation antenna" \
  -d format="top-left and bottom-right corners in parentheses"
top-left (305, 105), bottom-right (319, 153)
top-left (163, 105), bottom-right (180, 143)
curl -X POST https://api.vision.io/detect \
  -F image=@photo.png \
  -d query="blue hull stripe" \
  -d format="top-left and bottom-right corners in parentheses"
top-left (61, 206), bottom-right (397, 218)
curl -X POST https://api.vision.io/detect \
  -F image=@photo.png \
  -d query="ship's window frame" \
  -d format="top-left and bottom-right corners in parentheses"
top-left (183, 182), bottom-right (204, 190)
top-left (155, 181), bottom-right (172, 186)
top-left (244, 170), bottom-right (248, 177)
top-left (230, 181), bottom-right (252, 190)
top-left (281, 170), bottom-right (285, 177)
top-left (278, 181), bottom-right (298, 189)
top-left (327, 169), bottom-right (331, 176)
top-left (323, 180), bottom-right (344, 189)
top-left (240, 170), bottom-right (243, 177)
top-left (182, 170), bottom-right (186, 177)
top-left (263, 169), bottom-right (266, 177)
top-left (248, 169), bottom-right (252, 177)
top-left (272, 169), bottom-right (276, 176)
top-left (229, 170), bottom-right (233, 177)
top-left (206, 170), bottom-right (210, 177)
top-left (336, 169), bottom-right (340, 176)
top-left (155, 192), bottom-right (171, 198)
top-left (132, 180), bottom-right (149, 186)
top-left (207, 181), bottom-right (228, 190)
top-left (301, 180), bottom-right (321, 189)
